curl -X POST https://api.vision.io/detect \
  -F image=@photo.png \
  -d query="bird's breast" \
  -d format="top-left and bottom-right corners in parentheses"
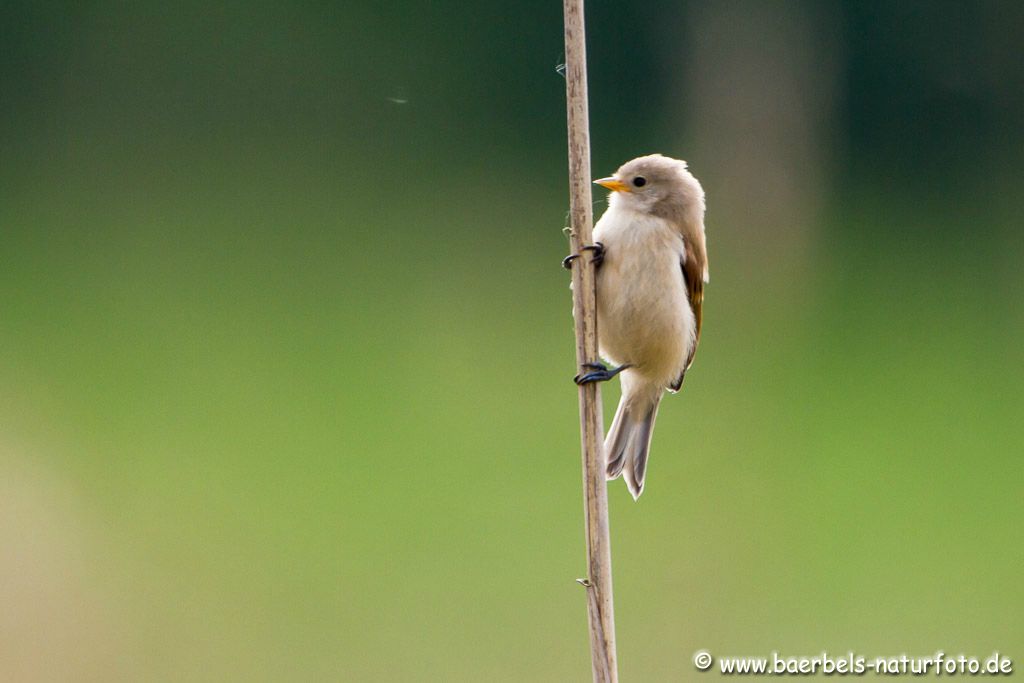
top-left (592, 209), bottom-right (694, 384)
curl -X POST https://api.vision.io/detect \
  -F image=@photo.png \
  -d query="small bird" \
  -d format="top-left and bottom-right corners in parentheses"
top-left (564, 154), bottom-right (708, 500)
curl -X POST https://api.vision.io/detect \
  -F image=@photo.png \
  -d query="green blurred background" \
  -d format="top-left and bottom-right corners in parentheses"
top-left (2, 1), bottom-right (1022, 680)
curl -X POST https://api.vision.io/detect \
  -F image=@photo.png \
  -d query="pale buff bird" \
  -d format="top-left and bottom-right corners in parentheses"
top-left (564, 154), bottom-right (708, 500)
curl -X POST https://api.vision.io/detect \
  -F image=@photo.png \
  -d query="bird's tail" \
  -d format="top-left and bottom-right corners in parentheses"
top-left (604, 385), bottom-right (661, 501)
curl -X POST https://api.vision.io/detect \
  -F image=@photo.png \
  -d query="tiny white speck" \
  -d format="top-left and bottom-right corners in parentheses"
top-left (387, 97), bottom-right (409, 105)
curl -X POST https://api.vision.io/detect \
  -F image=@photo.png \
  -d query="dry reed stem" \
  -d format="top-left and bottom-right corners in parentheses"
top-left (562, 1), bottom-right (618, 680)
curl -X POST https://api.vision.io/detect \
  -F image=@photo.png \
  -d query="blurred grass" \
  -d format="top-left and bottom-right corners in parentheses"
top-left (1, 153), bottom-right (1021, 679)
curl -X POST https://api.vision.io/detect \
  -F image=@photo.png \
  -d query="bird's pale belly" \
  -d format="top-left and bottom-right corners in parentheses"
top-left (595, 252), bottom-right (695, 387)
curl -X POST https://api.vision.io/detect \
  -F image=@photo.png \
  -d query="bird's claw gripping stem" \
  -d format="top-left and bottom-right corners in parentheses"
top-left (562, 242), bottom-right (605, 269)
top-left (573, 361), bottom-right (632, 385)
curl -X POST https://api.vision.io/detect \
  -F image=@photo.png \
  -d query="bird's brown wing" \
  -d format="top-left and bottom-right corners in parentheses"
top-left (670, 244), bottom-right (705, 392)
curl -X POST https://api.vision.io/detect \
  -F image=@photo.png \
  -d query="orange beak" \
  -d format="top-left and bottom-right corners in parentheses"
top-left (594, 177), bottom-right (630, 193)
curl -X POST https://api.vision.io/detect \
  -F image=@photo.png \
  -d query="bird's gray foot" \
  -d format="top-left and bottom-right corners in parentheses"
top-left (562, 242), bottom-right (605, 269)
top-left (573, 361), bottom-right (631, 385)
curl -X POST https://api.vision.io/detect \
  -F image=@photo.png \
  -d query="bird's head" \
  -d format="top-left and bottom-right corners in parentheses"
top-left (594, 154), bottom-right (704, 222)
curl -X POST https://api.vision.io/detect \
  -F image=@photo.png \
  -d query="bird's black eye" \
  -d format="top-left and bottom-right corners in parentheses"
top-left (633, 176), bottom-right (647, 187)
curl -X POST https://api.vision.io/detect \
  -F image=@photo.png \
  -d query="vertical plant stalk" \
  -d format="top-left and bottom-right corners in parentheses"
top-left (562, 1), bottom-right (618, 681)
